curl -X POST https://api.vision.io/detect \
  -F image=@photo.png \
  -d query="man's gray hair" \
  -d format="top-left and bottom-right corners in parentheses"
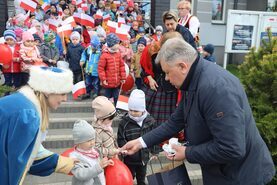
top-left (155, 38), bottom-right (197, 65)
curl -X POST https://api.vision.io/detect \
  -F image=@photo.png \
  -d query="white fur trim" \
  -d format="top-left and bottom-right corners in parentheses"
top-left (28, 66), bottom-right (73, 94)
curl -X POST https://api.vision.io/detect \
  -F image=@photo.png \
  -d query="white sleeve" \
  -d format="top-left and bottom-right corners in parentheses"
top-left (189, 16), bottom-right (200, 38)
top-left (139, 137), bottom-right (147, 148)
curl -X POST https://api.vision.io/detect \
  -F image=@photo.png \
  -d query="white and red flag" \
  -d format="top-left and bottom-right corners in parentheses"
top-left (95, 11), bottom-right (103, 19)
top-left (58, 7), bottom-right (63, 16)
top-left (81, 3), bottom-right (88, 12)
top-left (113, 1), bottom-right (121, 7)
top-left (116, 27), bottom-right (129, 41)
top-left (57, 24), bottom-right (73, 37)
top-left (73, 12), bottom-right (81, 24)
top-left (20, 0), bottom-right (37, 12)
top-left (72, 81), bottom-right (87, 99)
top-left (107, 20), bottom-right (118, 33)
top-left (41, 2), bottom-right (50, 12)
top-left (120, 24), bottom-right (131, 32)
top-left (23, 11), bottom-right (31, 25)
top-left (48, 19), bottom-right (60, 31)
top-left (76, 0), bottom-right (82, 7)
top-left (27, 27), bottom-right (37, 34)
top-left (117, 17), bottom-right (126, 27)
top-left (103, 14), bottom-right (111, 22)
top-left (80, 13), bottom-right (94, 27)
top-left (116, 95), bottom-right (129, 111)
top-left (62, 16), bottom-right (76, 27)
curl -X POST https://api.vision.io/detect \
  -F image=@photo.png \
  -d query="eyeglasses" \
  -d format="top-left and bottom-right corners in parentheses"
top-left (178, 7), bottom-right (188, 10)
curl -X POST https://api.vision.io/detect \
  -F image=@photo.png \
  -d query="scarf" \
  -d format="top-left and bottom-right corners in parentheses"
top-left (128, 111), bottom-right (148, 125)
top-left (75, 146), bottom-right (99, 159)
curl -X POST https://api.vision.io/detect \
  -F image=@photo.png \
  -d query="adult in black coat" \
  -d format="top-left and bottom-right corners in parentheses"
top-left (121, 38), bottom-right (275, 185)
top-left (162, 11), bottom-right (196, 49)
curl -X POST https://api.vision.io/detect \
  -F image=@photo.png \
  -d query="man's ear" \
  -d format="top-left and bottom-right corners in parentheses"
top-left (178, 62), bottom-right (188, 73)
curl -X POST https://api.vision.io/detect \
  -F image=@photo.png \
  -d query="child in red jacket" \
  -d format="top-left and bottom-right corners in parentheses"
top-left (98, 33), bottom-right (126, 105)
top-left (2, 30), bottom-right (22, 88)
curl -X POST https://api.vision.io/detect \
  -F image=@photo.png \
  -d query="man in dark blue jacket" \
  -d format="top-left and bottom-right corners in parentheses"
top-left (122, 38), bottom-right (275, 185)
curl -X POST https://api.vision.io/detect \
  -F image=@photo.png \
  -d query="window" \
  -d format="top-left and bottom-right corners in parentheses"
top-left (212, 0), bottom-right (227, 24)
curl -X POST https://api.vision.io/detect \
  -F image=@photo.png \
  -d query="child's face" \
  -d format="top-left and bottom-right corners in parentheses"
top-left (5, 38), bottom-right (15, 46)
top-left (24, 40), bottom-right (34, 47)
top-left (63, 9), bottom-right (70, 15)
top-left (99, 36), bottom-right (105, 42)
top-left (156, 30), bottom-right (162, 36)
top-left (129, 110), bottom-right (143, 117)
top-left (137, 43), bottom-right (145, 53)
top-left (101, 118), bottom-right (113, 126)
top-left (109, 44), bottom-right (119, 52)
top-left (77, 139), bottom-right (95, 151)
top-left (202, 51), bottom-right (210, 57)
top-left (71, 37), bottom-right (80, 45)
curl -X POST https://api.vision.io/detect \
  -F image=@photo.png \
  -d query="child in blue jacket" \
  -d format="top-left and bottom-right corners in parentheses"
top-left (80, 35), bottom-right (101, 98)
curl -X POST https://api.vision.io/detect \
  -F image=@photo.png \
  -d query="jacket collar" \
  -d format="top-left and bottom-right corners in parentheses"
top-left (180, 55), bottom-right (203, 91)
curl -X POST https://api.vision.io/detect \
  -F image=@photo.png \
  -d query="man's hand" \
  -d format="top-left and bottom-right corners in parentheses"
top-left (120, 139), bottom-right (143, 155)
top-left (166, 144), bottom-right (186, 161)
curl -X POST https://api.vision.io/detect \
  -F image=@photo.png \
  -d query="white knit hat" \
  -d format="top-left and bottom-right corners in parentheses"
top-left (70, 31), bottom-right (81, 41)
top-left (28, 66), bottom-right (73, 94)
top-left (73, 120), bottom-right (95, 144)
top-left (128, 89), bottom-right (146, 112)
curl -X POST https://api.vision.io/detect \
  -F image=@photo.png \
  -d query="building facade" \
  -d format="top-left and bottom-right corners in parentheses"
top-left (151, 0), bottom-right (272, 66)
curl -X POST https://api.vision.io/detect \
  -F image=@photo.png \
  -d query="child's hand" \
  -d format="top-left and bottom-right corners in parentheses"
top-left (100, 157), bottom-right (114, 168)
top-left (103, 80), bottom-right (108, 86)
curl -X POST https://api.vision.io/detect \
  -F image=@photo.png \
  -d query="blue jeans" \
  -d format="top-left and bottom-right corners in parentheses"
top-left (104, 87), bottom-right (120, 105)
top-left (85, 74), bottom-right (100, 95)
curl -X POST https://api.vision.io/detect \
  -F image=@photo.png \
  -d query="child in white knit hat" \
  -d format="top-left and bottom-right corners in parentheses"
top-left (66, 31), bottom-right (85, 84)
top-left (91, 96), bottom-right (120, 158)
top-left (70, 120), bottom-right (114, 185)
top-left (117, 89), bottom-right (160, 185)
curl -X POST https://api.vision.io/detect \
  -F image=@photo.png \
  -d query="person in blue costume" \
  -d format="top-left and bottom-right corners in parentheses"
top-left (0, 66), bottom-right (76, 185)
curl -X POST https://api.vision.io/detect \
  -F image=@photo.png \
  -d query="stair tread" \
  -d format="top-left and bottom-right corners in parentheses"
top-left (46, 128), bottom-right (119, 141)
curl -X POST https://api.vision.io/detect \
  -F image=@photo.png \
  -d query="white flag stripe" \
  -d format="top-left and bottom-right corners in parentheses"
top-left (57, 24), bottom-right (72, 32)
top-left (61, 16), bottom-right (75, 25)
top-left (72, 81), bottom-right (86, 94)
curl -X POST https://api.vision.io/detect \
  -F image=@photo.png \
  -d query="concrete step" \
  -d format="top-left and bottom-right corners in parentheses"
top-left (51, 100), bottom-right (93, 114)
top-left (44, 127), bottom-right (119, 149)
top-left (23, 161), bottom-right (202, 185)
top-left (49, 113), bottom-right (93, 129)
top-left (49, 113), bottom-right (122, 129)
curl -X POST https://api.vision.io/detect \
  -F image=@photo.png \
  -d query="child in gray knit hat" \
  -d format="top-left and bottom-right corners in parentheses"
top-left (70, 120), bottom-right (114, 185)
